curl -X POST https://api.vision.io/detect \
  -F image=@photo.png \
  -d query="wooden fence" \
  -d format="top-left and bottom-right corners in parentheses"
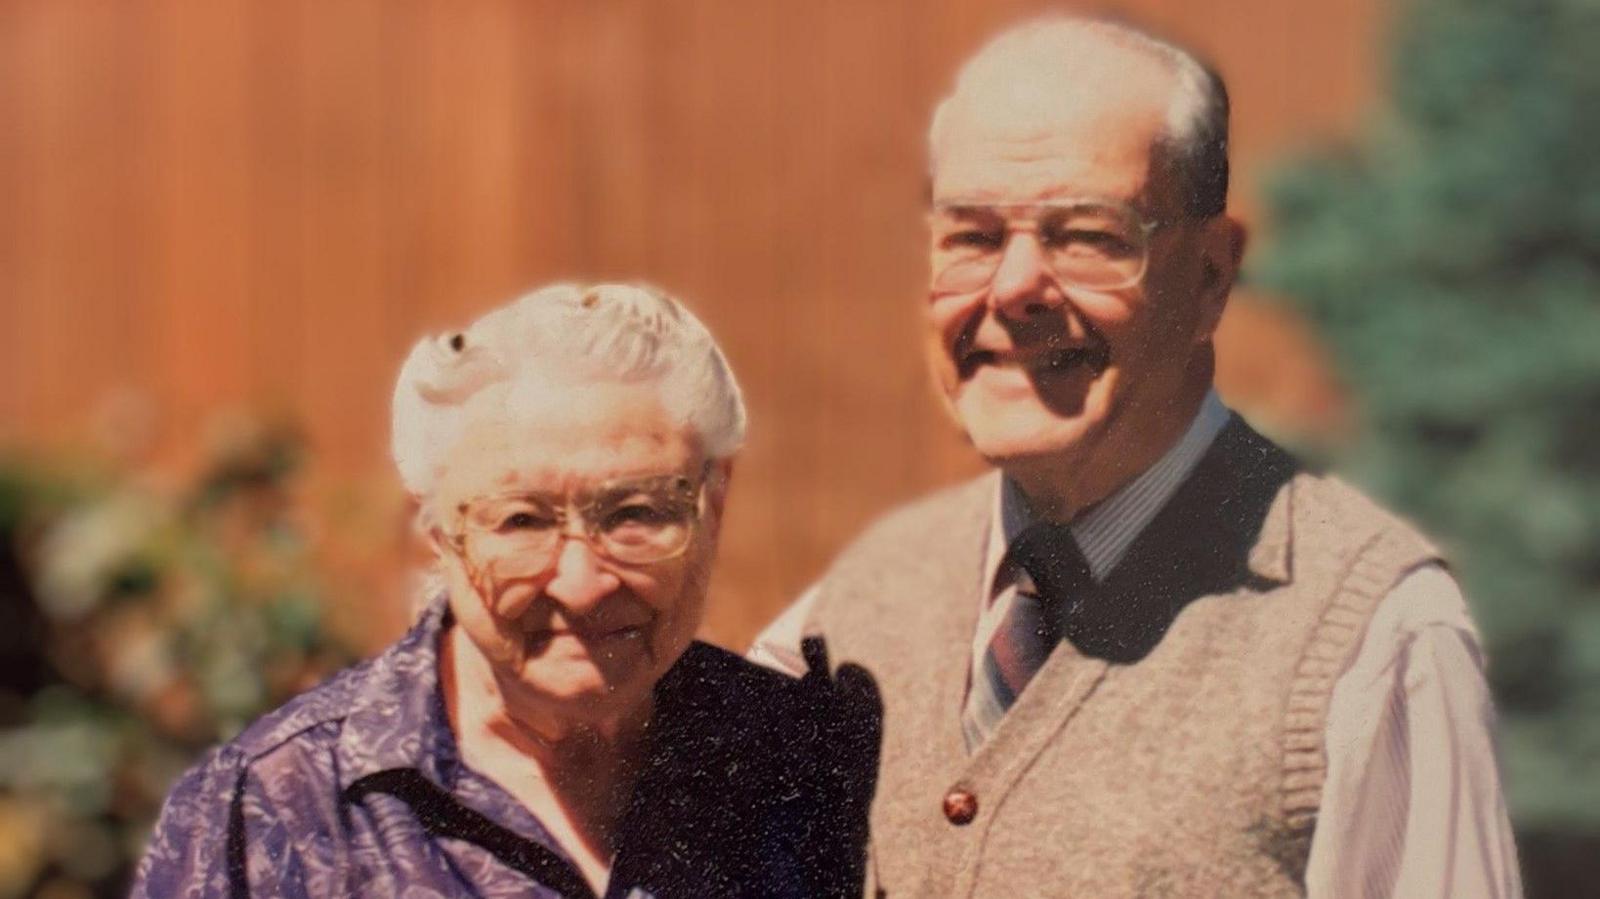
top-left (0, 0), bottom-right (1379, 649)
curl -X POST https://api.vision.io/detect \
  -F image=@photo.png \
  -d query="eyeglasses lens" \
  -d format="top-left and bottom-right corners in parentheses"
top-left (931, 202), bottom-right (1149, 293)
top-left (458, 478), bottom-right (699, 577)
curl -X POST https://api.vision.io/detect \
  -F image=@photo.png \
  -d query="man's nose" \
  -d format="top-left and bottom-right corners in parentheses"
top-left (542, 536), bottom-right (620, 614)
top-left (987, 232), bottom-right (1063, 317)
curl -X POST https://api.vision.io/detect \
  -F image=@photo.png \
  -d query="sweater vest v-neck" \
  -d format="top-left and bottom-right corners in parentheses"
top-left (804, 418), bottom-right (1440, 898)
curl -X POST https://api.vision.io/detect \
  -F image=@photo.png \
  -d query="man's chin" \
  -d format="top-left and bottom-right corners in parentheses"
top-left (958, 406), bottom-right (1099, 467)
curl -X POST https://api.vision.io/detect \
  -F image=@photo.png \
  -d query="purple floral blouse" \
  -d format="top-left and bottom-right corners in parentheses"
top-left (130, 600), bottom-right (857, 898)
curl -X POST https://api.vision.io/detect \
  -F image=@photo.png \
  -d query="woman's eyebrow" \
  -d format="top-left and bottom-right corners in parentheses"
top-left (936, 204), bottom-right (997, 220)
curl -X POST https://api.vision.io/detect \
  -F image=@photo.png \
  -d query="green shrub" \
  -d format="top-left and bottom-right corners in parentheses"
top-left (1257, 0), bottom-right (1600, 845)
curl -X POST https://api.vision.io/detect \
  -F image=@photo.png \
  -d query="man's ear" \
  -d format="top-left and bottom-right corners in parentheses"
top-left (1192, 215), bottom-right (1247, 343)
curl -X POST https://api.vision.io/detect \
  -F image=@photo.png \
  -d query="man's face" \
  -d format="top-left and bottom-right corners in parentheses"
top-left (429, 379), bottom-right (724, 723)
top-left (926, 54), bottom-right (1233, 500)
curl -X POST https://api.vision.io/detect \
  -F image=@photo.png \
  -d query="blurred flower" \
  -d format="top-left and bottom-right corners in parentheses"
top-left (0, 410), bottom-right (356, 897)
top-left (94, 607), bottom-right (178, 704)
top-left (32, 493), bottom-right (170, 622)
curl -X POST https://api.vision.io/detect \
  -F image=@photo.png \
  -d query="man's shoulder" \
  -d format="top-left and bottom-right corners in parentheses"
top-left (1285, 467), bottom-right (1441, 559)
top-left (1221, 417), bottom-right (1439, 561)
top-left (833, 472), bottom-right (997, 560)
top-left (799, 474), bottom-right (996, 634)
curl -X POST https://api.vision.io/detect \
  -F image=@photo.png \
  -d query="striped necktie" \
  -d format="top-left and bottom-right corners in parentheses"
top-left (962, 521), bottom-right (1093, 751)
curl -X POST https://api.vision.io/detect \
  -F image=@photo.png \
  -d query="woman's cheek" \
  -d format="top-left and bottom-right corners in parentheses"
top-left (489, 579), bottom-right (541, 621)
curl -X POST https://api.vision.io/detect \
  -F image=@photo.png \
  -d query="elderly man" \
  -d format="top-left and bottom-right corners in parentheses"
top-left (752, 16), bottom-right (1521, 898)
top-left (134, 284), bottom-right (857, 898)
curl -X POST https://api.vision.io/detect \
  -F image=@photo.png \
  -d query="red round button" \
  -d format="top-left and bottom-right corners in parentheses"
top-left (943, 788), bottom-right (978, 825)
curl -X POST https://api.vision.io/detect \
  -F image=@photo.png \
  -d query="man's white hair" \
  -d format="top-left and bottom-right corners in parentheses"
top-left (928, 15), bottom-right (1230, 218)
top-left (390, 282), bottom-right (746, 497)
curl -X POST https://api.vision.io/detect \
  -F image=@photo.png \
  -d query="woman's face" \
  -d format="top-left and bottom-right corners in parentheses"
top-left (429, 379), bottom-right (726, 725)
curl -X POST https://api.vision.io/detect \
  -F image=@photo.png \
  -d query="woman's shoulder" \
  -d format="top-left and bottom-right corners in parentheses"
top-left (222, 603), bottom-right (447, 766)
top-left (133, 646), bottom-right (418, 898)
top-left (226, 661), bottom-right (377, 759)
top-left (172, 614), bottom-right (443, 807)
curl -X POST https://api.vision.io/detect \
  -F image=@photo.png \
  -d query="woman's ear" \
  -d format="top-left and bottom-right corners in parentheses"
top-left (704, 458), bottom-right (735, 528)
top-left (415, 502), bottom-right (451, 561)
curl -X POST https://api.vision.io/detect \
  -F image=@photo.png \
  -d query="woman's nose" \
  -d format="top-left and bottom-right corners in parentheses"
top-left (542, 535), bottom-right (621, 613)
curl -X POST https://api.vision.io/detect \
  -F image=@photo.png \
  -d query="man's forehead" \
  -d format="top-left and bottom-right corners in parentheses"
top-left (930, 36), bottom-right (1177, 202)
top-left (944, 27), bottom-right (1178, 126)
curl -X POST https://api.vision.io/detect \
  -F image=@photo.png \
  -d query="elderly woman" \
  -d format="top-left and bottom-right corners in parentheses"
top-left (131, 284), bottom-right (862, 898)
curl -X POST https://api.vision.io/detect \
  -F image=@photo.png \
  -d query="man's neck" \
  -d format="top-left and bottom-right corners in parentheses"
top-left (1004, 375), bottom-right (1214, 522)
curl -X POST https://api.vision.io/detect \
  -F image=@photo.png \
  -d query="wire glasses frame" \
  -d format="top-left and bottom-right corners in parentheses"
top-left (928, 199), bottom-right (1167, 295)
top-left (442, 462), bottom-right (714, 580)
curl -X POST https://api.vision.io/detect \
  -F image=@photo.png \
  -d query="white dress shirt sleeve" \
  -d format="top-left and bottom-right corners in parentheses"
top-left (1307, 563), bottom-right (1523, 899)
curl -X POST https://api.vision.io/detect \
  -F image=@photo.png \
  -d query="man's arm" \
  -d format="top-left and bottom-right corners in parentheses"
top-left (1307, 564), bottom-right (1523, 898)
top-left (746, 584), bottom-right (821, 677)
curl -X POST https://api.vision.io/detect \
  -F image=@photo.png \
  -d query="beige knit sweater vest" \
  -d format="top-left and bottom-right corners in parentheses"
top-left (805, 420), bottom-right (1440, 898)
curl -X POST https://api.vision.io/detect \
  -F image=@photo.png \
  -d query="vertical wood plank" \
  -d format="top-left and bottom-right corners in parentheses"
top-left (146, 0), bottom-right (258, 465)
top-left (291, 0), bottom-right (388, 475)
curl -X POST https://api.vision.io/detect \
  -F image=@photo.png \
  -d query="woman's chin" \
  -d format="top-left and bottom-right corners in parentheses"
top-left (512, 654), bottom-right (651, 715)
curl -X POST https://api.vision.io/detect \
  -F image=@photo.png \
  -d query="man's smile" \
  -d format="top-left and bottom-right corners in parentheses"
top-left (957, 341), bottom-right (1111, 382)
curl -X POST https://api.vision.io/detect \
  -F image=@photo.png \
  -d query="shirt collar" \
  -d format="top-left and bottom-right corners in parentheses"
top-left (986, 390), bottom-right (1233, 593)
top-left (335, 596), bottom-right (461, 791)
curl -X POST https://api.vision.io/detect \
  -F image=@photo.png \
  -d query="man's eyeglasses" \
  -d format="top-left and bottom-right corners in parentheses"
top-left (928, 199), bottom-right (1165, 294)
top-left (444, 465), bottom-right (711, 579)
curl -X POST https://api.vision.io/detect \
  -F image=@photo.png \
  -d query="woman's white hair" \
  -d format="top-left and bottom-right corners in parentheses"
top-left (390, 282), bottom-right (746, 497)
